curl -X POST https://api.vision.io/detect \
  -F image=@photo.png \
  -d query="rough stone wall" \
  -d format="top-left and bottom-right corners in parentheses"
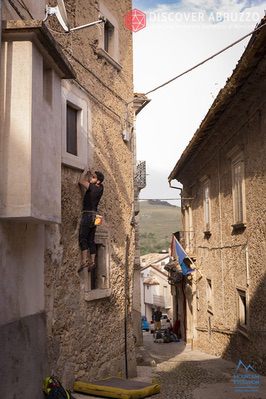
top-left (178, 56), bottom-right (266, 374)
top-left (44, 0), bottom-right (137, 386)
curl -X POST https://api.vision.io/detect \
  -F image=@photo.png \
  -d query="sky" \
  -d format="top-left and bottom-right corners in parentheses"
top-left (133, 0), bottom-right (266, 204)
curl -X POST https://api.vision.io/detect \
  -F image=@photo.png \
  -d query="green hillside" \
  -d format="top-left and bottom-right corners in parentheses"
top-left (139, 200), bottom-right (181, 255)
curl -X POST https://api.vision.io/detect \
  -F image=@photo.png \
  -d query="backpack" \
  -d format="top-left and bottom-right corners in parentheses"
top-left (43, 376), bottom-right (74, 399)
top-left (155, 331), bottom-right (162, 339)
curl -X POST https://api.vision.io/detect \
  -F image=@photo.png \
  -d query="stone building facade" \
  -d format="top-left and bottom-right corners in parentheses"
top-left (0, 1), bottom-right (142, 397)
top-left (169, 20), bottom-right (266, 374)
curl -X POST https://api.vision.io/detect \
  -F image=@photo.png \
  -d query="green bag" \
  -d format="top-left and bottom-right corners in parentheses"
top-left (43, 376), bottom-right (74, 399)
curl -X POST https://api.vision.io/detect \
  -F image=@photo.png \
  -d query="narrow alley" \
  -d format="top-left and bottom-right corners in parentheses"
top-left (1, 1), bottom-right (266, 398)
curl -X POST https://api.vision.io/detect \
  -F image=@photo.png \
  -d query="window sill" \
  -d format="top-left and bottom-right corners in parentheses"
top-left (232, 223), bottom-right (246, 233)
top-left (62, 155), bottom-right (85, 170)
top-left (96, 48), bottom-right (122, 71)
top-left (84, 288), bottom-right (112, 301)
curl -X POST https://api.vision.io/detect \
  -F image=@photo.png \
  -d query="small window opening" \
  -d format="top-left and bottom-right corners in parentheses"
top-left (91, 243), bottom-right (107, 290)
top-left (238, 289), bottom-right (247, 328)
top-left (206, 279), bottom-right (213, 312)
top-left (66, 104), bottom-right (78, 156)
top-left (104, 20), bottom-right (115, 54)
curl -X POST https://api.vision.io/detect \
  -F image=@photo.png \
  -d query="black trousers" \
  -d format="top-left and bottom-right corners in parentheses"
top-left (79, 213), bottom-right (97, 254)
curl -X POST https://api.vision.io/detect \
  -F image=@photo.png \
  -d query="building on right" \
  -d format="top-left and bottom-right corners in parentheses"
top-left (168, 18), bottom-right (266, 374)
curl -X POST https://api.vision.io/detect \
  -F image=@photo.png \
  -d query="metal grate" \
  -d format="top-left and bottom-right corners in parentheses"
top-left (135, 160), bottom-right (146, 190)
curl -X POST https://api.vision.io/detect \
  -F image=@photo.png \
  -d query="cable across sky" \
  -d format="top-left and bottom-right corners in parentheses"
top-left (141, 21), bottom-right (266, 97)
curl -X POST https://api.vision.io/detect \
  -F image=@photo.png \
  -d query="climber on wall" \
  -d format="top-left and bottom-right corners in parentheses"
top-left (78, 168), bottom-right (104, 273)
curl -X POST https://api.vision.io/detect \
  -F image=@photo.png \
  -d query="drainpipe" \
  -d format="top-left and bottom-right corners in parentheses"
top-left (169, 180), bottom-right (182, 195)
top-left (0, 0), bottom-right (2, 67)
top-left (217, 154), bottom-right (225, 316)
top-left (182, 280), bottom-right (187, 342)
top-left (143, 282), bottom-right (146, 317)
top-left (169, 180), bottom-right (194, 201)
top-left (124, 234), bottom-right (130, 379)
top-left (245, 245), bottom-right (250, 287)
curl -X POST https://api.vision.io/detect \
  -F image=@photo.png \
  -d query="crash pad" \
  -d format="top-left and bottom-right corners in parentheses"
top-left (73, 377), bottom-right (160, 399)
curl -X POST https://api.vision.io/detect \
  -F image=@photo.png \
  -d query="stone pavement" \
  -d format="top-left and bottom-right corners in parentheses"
top-left (74, 331), bottom-right (266, 399)
top-left (138, 332), bottom-right (266, 399)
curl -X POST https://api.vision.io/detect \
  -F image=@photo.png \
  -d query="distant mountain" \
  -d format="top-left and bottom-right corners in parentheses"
top-left (148, 199), bottom-right (176, 207)
top-left (139, 200), bottom-right (181, 255)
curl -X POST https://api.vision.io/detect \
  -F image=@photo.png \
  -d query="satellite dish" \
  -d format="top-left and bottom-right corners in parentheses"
top-left (43, 0), bottom-right (70, 32)
top-left (56, 0), bottom-right (70, 32)
top-left (44, 0), bottom-right (105, 33)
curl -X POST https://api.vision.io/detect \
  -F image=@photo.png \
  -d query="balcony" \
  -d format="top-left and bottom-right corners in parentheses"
top-left (135, 161), bottom-right (146, 190)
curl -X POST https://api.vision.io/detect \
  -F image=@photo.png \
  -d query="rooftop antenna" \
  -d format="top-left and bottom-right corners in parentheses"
top-left (43, 0), bottom-right (106, 33)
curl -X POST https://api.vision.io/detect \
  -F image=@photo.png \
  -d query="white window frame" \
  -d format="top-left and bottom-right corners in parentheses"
top-left (61, 81), bottom-right (90, 169)
top-left (84, 229), bottom-right (111, 301)
top-left (232, 153), bottom-right (246, 226)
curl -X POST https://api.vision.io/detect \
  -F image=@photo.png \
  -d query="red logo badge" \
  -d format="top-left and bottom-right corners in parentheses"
top-left (124, 9), bottom-right (146, 32)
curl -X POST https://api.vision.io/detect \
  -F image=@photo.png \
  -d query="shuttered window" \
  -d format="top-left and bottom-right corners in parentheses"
top-left (232, 158), bottom-right (245, 224)
top-left (203, 181), bottom-right (211, 231)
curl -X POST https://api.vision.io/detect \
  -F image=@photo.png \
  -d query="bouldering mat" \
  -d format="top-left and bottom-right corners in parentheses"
top-left (74, 378), bottom-right (160, 399)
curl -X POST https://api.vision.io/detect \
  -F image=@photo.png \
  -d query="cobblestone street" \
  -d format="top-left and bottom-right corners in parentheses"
top-left (74, 331), bottom-right (266, 399)
top-left (135, 332), bottom-right (266, 399)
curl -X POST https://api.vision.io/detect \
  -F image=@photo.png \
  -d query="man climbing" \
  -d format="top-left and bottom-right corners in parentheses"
top-left (78, 169), bottom-right (104, 273)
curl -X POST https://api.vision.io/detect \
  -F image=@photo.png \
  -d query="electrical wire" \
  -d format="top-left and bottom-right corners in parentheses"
top-left (62, 47), bottom-right (128, 105)
top-left (74, 80), bottom-right (122, 121)
top-left (139, 198), bottom-right (181, 201)
top-left (129, 21), bottom-right (266, 102)
top-left (7, 0), bottom-right (25, 19)
top-left (16, 0), bottom-right (33, 18)
top-left (45, 23), bottom-right (129, 123)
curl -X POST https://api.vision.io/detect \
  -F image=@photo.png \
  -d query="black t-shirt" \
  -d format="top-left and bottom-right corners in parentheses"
top-left (83, 183), bottom-right (103, 211)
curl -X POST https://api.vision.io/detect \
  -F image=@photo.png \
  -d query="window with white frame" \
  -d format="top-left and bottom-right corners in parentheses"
top-left (206, 278), bottom-right (213, 313)
top-left (84, 229), bottom-right (111, 301)
top-left (232, 154), bottom-right (245, 226)
top-left (61, 81), bottom-right (89, 169)
top-left (66, 103), bottom-right (78, 156)
top-left (203, 180), bottom-right (211, 232)
top-left (91, 243), bottom-right (108, 290)
top-left (237, 289), bottom-right (247, 329)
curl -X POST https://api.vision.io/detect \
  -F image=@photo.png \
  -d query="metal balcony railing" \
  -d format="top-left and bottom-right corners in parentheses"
top-left (135, 161), bottom-right (146, 190)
